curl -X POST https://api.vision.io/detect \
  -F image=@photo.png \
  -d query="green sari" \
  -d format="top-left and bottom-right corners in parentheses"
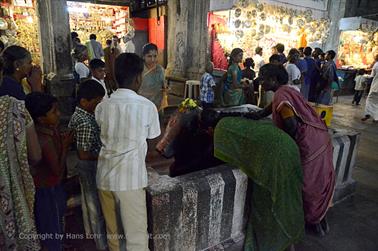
top-left (223, 63), bottom-right (245, 106)
top-left (0, 96), bottom-right (40, 250)
top-left (139, 64), bottom-right (165, 108)
top-left (214, 117), bottom-right (304, 251)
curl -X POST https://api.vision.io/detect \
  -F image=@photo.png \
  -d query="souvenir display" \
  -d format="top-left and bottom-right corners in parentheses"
top-left (67, 1), bottom-right (130, 46)
top-left (0, 2), bottom-right (41, 64)
top-left (209, 2), bottom-right (331, 63)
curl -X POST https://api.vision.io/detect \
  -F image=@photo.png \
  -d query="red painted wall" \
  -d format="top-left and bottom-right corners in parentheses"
top-left (148, 17), bottom-right (165, 50)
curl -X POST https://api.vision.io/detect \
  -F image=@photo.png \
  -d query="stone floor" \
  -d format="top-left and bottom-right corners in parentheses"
top-left (64, 95), bottom-right (378, 251)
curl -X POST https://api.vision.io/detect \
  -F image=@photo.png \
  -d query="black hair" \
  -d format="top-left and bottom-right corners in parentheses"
top-left (89, 58), bottom-right (105, 70)
top-left (0, 41), bottom-right (4, 52)
top-left (326, 50), bottom-right (336, 59)
top-left (114, 53), bottom-right (144, 88)
top-left (298, 47), bottom-right (304, 52)
top-left (304, 47), bottom-right (312, 56)
top-left (25, 92), bottom-right (58, 121)
top-left (73, 44), bottom-right (87, 61)
top-left (276, 43), bottom-right (285, 53)
top-left (243, 57), bottom-right (255, 69)
top-left (357, 69), bottom-right (365, 75)
top-left (2, 45), bottom-right (31, 75)
top-left (269, 54), bottom-right (281, 63)
top-left (106, 39), bottom-right (112, 46)
top-left (287, 48), bottom-right (299, 63)
top-left (255, 47), bottom-right (263, 55)
top-left (77, 80), bottom-right (105, 102)
top-left (260, 63), bottom-right (288, 86)
top-left (89, 34), bottom-right (96, 40)
top-left (71, 31), bottom-right (78, 39)
top-left (142, 43), bottom-right (158, 56)
top-left (229, 48), bottom-right (243, 66)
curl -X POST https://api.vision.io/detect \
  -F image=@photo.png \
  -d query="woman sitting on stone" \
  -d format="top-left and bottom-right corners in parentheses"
top-left (260, 63), bottom-right (335, 236)
top-left (138, 43), bottom-right (166, 109)
top-left (223, 48), bottom-right (246, 106)
top-left (0, 45), bottom-right (43, 99)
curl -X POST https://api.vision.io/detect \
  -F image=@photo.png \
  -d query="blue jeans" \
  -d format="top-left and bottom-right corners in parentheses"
top-left (301, 83), bottom-right (310, 100)
top-left (317, 89), bottom-right (332, 105)
top-left (35, 184), bottom-right (66, 251)
top-left (77, 160), bottom-right (108, 250)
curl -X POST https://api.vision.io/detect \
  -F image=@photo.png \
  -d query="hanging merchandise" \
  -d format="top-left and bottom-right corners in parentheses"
top-left (337, 17), bottom-right (378, 69)
top-left (209, 1), bottom-right (330, 67)
top-left (67, 1), bottom-right (130, 46)
top-left (0, 0), bottom-right (41, 64)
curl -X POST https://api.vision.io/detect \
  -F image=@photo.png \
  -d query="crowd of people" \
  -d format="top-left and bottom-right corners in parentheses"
top-left (0, 31), bottom-right (163, 250)
top-left (0, 29), bottom-right (377, 251)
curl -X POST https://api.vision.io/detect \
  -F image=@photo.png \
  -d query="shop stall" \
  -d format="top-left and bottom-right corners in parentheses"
top-left (67, 1), bottom-right (131, 47)
top-left (336, 17), bottom-right (378, 93)
top-left (209, 0), bottom-right (330, 70)
top-left (0, 0), bottom-right (41, 64)
top-left (337, 17), bottom-right (378, 69)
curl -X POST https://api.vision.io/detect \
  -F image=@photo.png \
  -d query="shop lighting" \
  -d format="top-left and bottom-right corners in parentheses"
top-left (67, 6), bottom-right (89, 14)
top-left (26, 16), bottom-right (33, 23)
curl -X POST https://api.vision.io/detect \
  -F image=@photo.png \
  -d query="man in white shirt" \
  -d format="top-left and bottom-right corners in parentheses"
top-left (89, 59), bottom-right (109, 98)
top-left (253, 46), bottom-right (265, 75)
top-left (95, 53), bottom-right (161, 251)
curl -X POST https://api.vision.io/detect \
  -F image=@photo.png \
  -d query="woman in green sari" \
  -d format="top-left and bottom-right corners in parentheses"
top-left (223, 48), bottom-right (246, 106)
top-left (138, 43), bottom-right (166, 109)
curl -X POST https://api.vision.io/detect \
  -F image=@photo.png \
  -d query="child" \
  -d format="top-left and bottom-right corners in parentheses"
top-left (89, 58), bottom-right (109, 98)
top-left (200, 61), bottom-right (216, 109)
top-left (25, 92), bottom-right (73, 251)
top-left (68, 80), bottom-right (107, 250)
top-left (352, 69), bottom-right (365, 105)
top-left (95, 53), bottom-right (160, 251)
top-left (242, 57), bottom-right (256, 81)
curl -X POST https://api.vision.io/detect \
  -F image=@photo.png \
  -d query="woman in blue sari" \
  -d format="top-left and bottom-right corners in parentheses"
top-left (223, 48), bottom-right (246, 106)
top-left (138, 43), bottom-right (166, 109)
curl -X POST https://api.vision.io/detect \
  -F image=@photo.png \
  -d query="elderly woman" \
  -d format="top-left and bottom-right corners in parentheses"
top-left (223, 48), bottom-right (246, 106)
top-left (260, 63), bottom-right (335, 236)
top-left (0, 45), bottom-right (42, 99)
top-left (138, 43), bottom-right (166, 109)
top-left (73, 44), bottom-right (90, 80)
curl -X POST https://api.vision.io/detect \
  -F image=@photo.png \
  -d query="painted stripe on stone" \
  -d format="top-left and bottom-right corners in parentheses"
top-left (220, 169), bottom-right (236, 242)
top-left (181, 181), bottom-right (199, 251)
top-left (206, 173), bottom-right (225, 247)
top-left (343, 135), bottom-right (357, 182)
top-left (169, 185), bottom-right (184, 250)
top-left (196, 176), bottom-right (212, 250)
top-left (337, 136), bottom-right (350, 185)
top-left (231, 169), bottom-right (248, 240)
top-left (334, 136), bottom-right (345, 186)
top-left (332, 138), bottom-right (340, 171)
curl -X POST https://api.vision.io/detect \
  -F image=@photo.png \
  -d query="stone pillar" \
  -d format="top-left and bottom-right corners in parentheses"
top-left (324, 0), bottom-right (347, 52)
top-left (165, 0), bottom-right (210, 80)
top-left (36, 0), bottom-right (75, 117)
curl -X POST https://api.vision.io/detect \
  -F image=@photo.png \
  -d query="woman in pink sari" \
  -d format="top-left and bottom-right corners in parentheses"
top-left (259, 63), bottom-right (335, 236)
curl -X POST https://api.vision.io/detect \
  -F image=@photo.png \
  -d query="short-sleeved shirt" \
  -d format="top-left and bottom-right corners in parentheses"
top-left (0, 76), bottom-right (26, 100)
top-left (92, 76), bottom-right (109, 99)
top-left (34, 125), bottom-right (64, 188)
top-left (68, 106), bottom-right (102, 155)
top-left (354, 75), bottom-right (365, 91)
top-left (75, 62), bottom-right (90, 79)
top-left (285, 63), bottom-right (301, 85)
top-left (95, 88), bottom-right (161, 191)
top-left (200, 72), bottom-right (216, 103)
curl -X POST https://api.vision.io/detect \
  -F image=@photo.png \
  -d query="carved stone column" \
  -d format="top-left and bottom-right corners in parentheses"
top-left (36, 0), bottom-right (75, 116)
top-left (165, 0), bottom-right (210, 80)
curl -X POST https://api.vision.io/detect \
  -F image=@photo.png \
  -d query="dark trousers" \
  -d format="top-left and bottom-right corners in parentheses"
top-left (35, 184), bottom-right (66, 251)
top-left (353, 90), bottom-right (363, 104)
top-left (201, 102), bottom-right (214, 109)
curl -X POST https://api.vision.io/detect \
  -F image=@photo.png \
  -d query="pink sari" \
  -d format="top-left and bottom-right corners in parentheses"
top-left (272, 85), bottom-right (335, 224)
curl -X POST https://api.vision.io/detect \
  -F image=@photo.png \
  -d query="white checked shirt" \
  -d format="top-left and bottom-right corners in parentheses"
top-left (95, 89), bottom-right (161, 191)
